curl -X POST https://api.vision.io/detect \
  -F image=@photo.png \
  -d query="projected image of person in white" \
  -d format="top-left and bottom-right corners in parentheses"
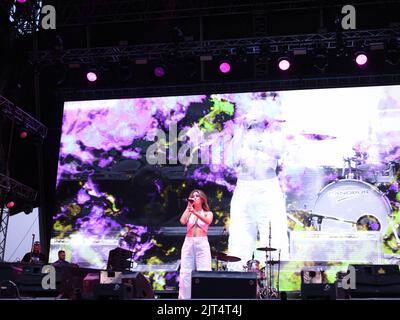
top-left (227, 93), bottom-right (289, 271)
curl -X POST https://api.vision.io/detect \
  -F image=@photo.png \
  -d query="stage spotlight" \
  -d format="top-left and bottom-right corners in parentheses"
top-left (6, 201), bottom-right (15, 209)
top-left (153, 65), bottom-right (166, 77)
top-left (355, 52), bottom-right (368, 66)
top-left (86, 71), bottom-right (97, 82)
top-left (19, 130), bottom-right (28, 139)
top-left (16, 0), bottom-right (27, 3)
top-left (22, 204), bottom-right (33, 215)
top-left (219, 61), bottom-right (231, 73)
top-left (278, 57), bottom-right (291, 71)
top-left (8, 200), bottom-right (34, 216)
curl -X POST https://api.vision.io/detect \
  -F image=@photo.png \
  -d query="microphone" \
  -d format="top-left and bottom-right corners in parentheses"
top-left (184, 198), bottom-right (195, 203)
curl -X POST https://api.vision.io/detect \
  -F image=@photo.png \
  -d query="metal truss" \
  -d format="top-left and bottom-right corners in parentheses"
top-left (49, 0), bottom-right (397, 27)
top-left (0, 174), bottom-right (37, 262)
top-left (56, 73), bottom-right (400, 101)
top-left (31, 28), bottom-right (399, 66)
top-left (0, 206), bottom-right (10, 261)
top-left (0, 173), bottom-right (37, 202)
top-left (7, 0), bottom-right (43, 36)
top-left (0, 95), bottom-right (48, 139)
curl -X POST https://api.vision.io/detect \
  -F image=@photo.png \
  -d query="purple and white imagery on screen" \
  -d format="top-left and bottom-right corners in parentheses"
top-left (50, 86), bottom-right (400, 290)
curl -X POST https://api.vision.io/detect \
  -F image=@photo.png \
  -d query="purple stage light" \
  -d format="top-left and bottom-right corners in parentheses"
top-left (86, 71), bottom-right (97, 82)
top-left (369, 222), bottom-right (380, 231)
top-left (154, 66), bottom-right (166, 77)
top-left (219, 62), bottom-right (231, 73)
top-left (278, 58), bottom-right (290, 71)
top-left (16, 0), bottom-right (27, 3)
top-left (355, 53), bottom-right (368, 66)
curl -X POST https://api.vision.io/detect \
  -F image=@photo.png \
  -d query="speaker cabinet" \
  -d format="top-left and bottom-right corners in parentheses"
top-left (122, 272), bottom-right (155, 299)
top-left (86, 271), bottom-right (154, 299)
top-left (349, 264), bottom-right (400, 298)
top-left (191, 271), bottom-right (257, 299)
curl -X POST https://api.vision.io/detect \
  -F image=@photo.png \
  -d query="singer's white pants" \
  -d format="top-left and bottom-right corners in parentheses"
top-left (227, 177), bottom-right (289, 271)
top-left (178, 236), bottom-right (211, 299)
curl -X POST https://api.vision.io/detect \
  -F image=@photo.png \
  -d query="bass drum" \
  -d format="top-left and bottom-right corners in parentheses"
top-left (313, 179), bottom-right (392, 233)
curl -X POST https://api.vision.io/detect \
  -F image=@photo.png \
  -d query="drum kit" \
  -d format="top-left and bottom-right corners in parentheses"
top-left (213, 223), bottom-right (283, 299)
top-left (212, 246), bottom-right (281, 299)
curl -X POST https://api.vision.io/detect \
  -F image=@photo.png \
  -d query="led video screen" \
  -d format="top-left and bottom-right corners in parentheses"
top-left (50, 86), bottom-right (400, 290)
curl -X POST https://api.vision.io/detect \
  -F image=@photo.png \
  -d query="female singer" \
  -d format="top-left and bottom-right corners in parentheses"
top-left (178, 189), bottom-right (213, 299)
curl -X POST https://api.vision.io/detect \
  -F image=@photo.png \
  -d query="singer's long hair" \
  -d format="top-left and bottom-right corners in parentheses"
top-left (189, 189), bottom-right (210, 212)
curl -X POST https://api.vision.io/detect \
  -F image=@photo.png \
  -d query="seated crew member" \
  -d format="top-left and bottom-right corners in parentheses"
top-left (22, 241), bottom-right (47, 264)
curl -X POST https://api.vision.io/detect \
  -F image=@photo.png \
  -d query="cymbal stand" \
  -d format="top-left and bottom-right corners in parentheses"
top-left (268, 222), bottom-right (272, 297)
top-left (213, 253), bottom-right (221, 271)
top-left (260, 222), bottom-right (281, 299)
top-left (277, 249), bottom-right (281, 297)
top-left (261, 222), bottom-right (277, 299)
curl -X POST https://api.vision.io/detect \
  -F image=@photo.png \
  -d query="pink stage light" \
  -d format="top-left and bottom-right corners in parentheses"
top-left (20, 131), bottom-right (28, 139)
top-left (16, 0), bottom-right (27, 3)
top-left (219, 62), bottom-right (231, 73)
top-left (278, 58), bottom-right (291, 71)
top-left (6, 201), bottom-right (15, 209)
top-left (355, 53), bottom-right (368, 66)
top-left (86, 71), bottom-right (97, 82)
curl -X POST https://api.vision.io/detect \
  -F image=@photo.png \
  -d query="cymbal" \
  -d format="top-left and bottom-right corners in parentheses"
top-left (301, 133), bottom-right (336, 141)
top-left (220, 255), bottom-right (241, 262)
top-left (213, 252), bottom-right (241, 262)
top-left (256, 247), bottom-right (277, 252)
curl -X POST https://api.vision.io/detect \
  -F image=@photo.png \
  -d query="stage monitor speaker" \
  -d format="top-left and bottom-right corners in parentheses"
top-left (349, 264), bottom-right (400, 298)
top-left (93, 283), bottom-right (133, 300)
top-left (87, 271), bottom-right (154, 299)
top-left (121, 272), bottom-right (155, 299)
top-left (300, 270), bottom-right (336, 300)
top-left (191, 271), bottom-right (257, 299)
top-left (301, 283), bottom-right (336, 300)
